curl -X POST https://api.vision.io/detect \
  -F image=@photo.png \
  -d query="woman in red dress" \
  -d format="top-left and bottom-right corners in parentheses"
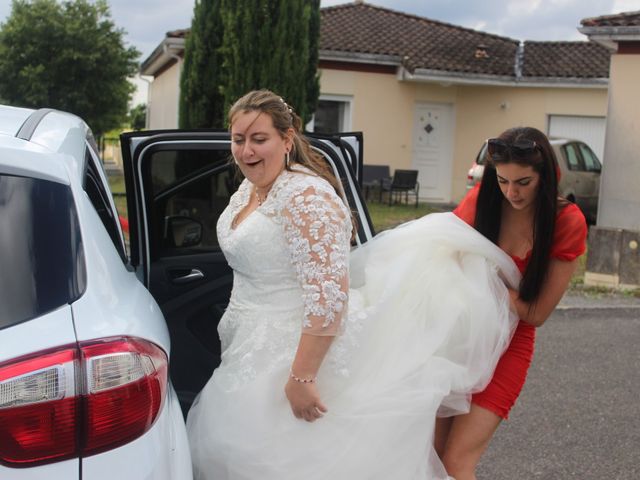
top-left (435, 127), bottom-right (588, 480)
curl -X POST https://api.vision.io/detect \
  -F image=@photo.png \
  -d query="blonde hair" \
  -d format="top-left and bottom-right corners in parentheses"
top-left (228, 89), bottom-right (345, 198)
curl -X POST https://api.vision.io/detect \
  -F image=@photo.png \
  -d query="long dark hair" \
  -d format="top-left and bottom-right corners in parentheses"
top-left (475, 127), bottom-right (559, 302)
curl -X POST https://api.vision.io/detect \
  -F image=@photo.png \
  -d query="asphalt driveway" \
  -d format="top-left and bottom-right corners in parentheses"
top-left (477, 292), bottom-right (640, 479)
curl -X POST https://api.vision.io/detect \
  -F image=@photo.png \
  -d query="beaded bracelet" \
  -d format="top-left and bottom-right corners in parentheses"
top-left (290, 370), bottom-right (316, 384)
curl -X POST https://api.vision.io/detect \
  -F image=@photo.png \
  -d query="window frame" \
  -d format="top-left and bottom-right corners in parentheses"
top-left (562, 143), bottom-right (584, 172)
top-left (146, 150), bottom-right (237, 258)
top-left (83, 144), bottom-right (127, 263)
top-left (576, 142), bottom-right (602, 173)
top-left (308, 94), bottom-right (353, 133)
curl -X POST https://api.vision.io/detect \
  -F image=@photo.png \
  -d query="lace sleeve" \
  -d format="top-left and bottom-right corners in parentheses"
top-left (281, 183), bottom-right (351, 336)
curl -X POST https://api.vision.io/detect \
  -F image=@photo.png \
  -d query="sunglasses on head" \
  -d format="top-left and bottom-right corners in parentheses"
top-left (487, 138), bottom-right (539, 157)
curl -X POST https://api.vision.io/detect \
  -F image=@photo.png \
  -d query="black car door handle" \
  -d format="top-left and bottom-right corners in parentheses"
top-left (171, 268), bottom-right (205, 284)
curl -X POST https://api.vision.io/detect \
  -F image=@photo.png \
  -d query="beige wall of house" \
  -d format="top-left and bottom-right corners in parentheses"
top-left (148, 62), bottom-right (181, 129)
top-left (452, 86), bottom-right (608, 200)
top-left (596, 53), bottom-right (640, 230)
top-left (320, 68), bottom-right (608, 202)
top-left (144, 65), bottom-right (607, 202)
top-left (320, 68), bottom-right (455, 171)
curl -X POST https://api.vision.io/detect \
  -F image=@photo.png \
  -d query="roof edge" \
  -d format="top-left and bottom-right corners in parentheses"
top-left (579, 26), bottom-right (640, 50)
top-left (319, 49), bottom-right (401, 66)
top-left (400, 67), bottom-right (608, 89)
top-left (140, 37), bottom-right (186, 76)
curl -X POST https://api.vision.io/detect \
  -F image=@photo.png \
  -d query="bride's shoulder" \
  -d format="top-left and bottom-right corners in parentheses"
top-left (265, 168), bottom-right (346, 221)
top-left (275, 167), bottom-right (336, 199)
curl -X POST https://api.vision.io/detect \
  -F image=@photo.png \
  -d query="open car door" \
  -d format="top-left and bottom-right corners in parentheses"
top-left (120, 130), bottom-right (373, 414)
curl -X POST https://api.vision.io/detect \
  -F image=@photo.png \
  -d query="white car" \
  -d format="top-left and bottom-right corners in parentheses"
top-left (0, 105), bottom-right (372, 478)
top-left (466, 137), bottom-right (601, 223)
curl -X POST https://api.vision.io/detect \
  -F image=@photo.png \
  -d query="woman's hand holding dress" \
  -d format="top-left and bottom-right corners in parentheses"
top-left (285, 379), bottom-right (327, 422)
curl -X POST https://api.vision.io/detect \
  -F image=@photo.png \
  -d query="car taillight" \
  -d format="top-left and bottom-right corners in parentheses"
top-left (82, 338), bottom-right (167, 456)
top-left (0, 337), bottom-right (167, 467)
top-left (0, 349), bottom-right (79, 465)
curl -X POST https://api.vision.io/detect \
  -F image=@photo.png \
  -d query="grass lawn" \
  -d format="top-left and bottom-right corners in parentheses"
top-left (107, 174), bottom-right (128, 220)
top-left (366, 201), bottom-right (442, 232)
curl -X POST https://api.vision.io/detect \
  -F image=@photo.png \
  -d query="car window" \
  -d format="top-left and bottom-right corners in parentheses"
top-left (83, 148), bottom-right (127, 262)
top-left (0, 174), bottom-right (85, 329)
top-left (577, 143), bottom-right (601, 172)
top-left (144, 148), bottom-right (237, 259)
top-left (563, 144), bottom-right (582, 171)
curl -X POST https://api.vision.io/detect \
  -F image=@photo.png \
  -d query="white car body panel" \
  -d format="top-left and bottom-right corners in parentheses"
top-left (0, 458), bottom-right (79, 479)
top-left (0, 105), bottom-right (32, 134)
top-left (0, 135), bottom-right (69, 184)
top-left (0, 305), bottom-right (77, 364)
top-left (30, 110), bottom-right (88, 177)
top-left (69, 183), bottom-right (170, 354)
top-left (0, 105), bottom-right (192, 479)
top-left (81, 385), bottom-right (193, 480)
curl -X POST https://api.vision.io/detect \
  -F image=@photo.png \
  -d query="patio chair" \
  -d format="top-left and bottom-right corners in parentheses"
top-left (362, 164), bottom-right (391, 202)
top-left (383, 169), bottom-right (420, 207)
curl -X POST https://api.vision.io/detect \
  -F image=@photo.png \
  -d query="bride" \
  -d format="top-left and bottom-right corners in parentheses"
top-left (186, 90), bottom-right (520, 479)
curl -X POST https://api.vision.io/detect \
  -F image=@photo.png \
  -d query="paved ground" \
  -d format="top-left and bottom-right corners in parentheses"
top-left (476, 292), bottom-right (640, 480)
top-left (559, 286), bottom-right (640, 310)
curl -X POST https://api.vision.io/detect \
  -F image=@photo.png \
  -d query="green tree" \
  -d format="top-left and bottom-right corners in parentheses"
top-left (0, 0), bottom-right (139, 136)
top-left (221, 0), bottom-right (320, 125)
top-left (179, 0), bottom-right (225, 129)
top-left (128, 103), bottom-right (146, 131)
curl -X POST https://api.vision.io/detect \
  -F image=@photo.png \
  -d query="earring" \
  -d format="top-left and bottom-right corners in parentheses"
top-left (285, 151), bottom-right (290, 168)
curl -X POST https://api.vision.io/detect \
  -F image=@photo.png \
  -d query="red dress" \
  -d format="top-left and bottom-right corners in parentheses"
top-left (454, 185), bottom-right (587, 419)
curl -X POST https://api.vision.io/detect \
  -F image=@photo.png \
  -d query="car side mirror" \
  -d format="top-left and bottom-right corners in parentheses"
top-left (164, 216), bottom-right (203, 248)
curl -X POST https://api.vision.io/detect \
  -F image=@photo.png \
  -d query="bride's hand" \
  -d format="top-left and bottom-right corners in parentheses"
top-left (285, 378), bottom-right (327, 422)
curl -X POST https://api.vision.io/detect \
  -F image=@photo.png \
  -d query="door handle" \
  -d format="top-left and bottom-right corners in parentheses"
top-left (171, 268), bottom-right (205, 284)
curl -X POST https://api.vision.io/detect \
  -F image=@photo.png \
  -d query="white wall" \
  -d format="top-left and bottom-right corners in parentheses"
top-left (147, 62), bottom-right (181, 129)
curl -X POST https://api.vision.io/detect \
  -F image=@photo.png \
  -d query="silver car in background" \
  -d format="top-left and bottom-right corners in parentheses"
top-left (466, 137), bottom-right (602, 223)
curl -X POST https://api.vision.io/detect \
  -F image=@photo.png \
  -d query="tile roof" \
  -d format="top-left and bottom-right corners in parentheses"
top-left (522, 41), bottom-right (610, 78)
top-left (144, 2), bottom-right (610, 82)
top-left (581, 11), bottom-right (640, 27)
top-left (320, 2), bottom-right (610, 81)
top-left (166, 29), bottom-right (189, 39)
top-left (320, 2), bottom-right (519, 76)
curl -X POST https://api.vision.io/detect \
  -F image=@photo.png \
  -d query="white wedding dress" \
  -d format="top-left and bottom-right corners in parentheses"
top-left (186, 168), bottom-right (520, 480)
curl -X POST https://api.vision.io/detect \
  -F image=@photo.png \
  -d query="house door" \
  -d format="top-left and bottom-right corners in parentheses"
top-left (412, 103), bottom-right (454, 202)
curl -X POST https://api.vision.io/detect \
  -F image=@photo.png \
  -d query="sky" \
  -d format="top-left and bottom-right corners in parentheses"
top-left (1, 0), bottom-right (639, 104)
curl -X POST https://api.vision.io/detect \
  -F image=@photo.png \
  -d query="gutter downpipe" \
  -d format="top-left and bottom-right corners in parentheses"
top-left (139, 75), bottom-right (153, 129)
top-left (163, 41), bottom-right (183, 128)
top-left (514, 41), bottom-right (525, 81)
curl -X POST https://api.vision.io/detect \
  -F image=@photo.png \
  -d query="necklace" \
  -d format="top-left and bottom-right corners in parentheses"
top-left (255, 189), bottom-right (267, 206)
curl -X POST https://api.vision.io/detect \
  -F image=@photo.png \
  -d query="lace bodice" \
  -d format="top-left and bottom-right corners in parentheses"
top-left (214, 168), bottom-right (353, 390)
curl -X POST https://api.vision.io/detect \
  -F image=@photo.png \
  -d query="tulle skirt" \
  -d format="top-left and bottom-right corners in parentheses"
top-left (187, 213), bottom-right (520, 479)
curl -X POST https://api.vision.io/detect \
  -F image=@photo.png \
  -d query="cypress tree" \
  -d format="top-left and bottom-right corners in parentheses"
top-left (304, 0), bottom-right (321, 126)
top-left (179, 0), bottom-right (225, 129)
top-left (220, 0), bottom-right (320, 126)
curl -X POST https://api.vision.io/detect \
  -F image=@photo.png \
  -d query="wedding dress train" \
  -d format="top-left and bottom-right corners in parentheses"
top-left (187, 171), bottom-right (519, 479)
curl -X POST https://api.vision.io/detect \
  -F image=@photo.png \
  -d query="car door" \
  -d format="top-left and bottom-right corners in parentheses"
top-left (120, 130), bottom-right (373, 415)
top-left (558, 142), bottom-right (599, 222)
top-left (558, 142), bottom-right (588, 200)
top-left (575, 142), bottom-right (602, 214)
